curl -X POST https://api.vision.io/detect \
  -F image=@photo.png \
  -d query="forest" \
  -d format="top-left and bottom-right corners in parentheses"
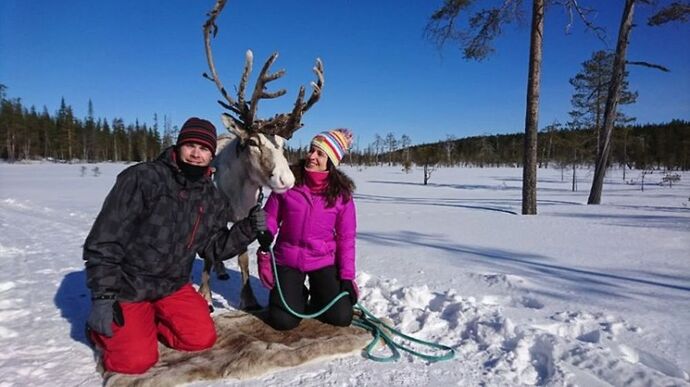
top-left (1, 85), bottom-right (687, 172)
top-left (369, 120), bottom-right (689, 171)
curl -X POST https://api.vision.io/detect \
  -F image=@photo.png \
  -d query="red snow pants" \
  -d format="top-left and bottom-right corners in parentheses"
top-left (90, 284), bottom-right (216, 374)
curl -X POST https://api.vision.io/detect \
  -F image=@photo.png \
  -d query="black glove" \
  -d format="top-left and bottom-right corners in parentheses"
top-left (87, 298), bottom-right (124, 337)
top-left (257, 230), bottom-right (274, 252)
top-left (248, 205), bottom-right (268, 234)
top-left (340, 280), bottom-right (359, 305)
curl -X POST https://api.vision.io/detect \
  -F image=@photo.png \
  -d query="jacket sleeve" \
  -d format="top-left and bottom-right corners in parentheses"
top-left (263, 192), bottom-right (281, 236)
top-left (201, 202), bottom-right (256, 262)
top-left (335, 198), bottom-right (357, 280)
top-left (83, 169), bottom-right (145, 298)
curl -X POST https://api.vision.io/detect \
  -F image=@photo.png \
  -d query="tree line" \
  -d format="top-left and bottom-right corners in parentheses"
top-left (345, 120), bottom-right (687, 172)
top-left (0, 85), bottom-right (176, 163)
top-left (1, 84), bottom-right (687, 173)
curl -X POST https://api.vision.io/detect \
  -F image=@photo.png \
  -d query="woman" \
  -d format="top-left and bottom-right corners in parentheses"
top-left (257, 128), bottom-right (358, 330)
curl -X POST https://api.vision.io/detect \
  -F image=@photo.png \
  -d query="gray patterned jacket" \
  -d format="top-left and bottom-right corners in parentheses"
top-left (83, 147), bottom-right (254, 302)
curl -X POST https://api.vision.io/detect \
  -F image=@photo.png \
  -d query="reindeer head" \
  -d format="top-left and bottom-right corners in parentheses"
top-left (203, 0), bottom-right (324, 195)
top-left (218, 115), bottom-right (294, 193)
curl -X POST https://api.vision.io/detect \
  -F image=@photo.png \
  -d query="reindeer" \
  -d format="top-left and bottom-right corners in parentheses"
top-left (197, 0), bottom-right (324, 310)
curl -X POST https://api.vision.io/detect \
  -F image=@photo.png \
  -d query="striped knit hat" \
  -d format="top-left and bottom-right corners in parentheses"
top-left (176, 117), bottom-right (217, 155)
top-left (310, 128), bottom-right (353, 167)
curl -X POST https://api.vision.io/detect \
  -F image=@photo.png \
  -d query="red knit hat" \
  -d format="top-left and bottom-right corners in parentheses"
top-left (176, 117), bottom-right (217, 155)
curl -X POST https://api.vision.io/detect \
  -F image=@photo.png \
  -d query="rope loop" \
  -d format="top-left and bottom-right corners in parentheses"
top-left (266, 246), bottom-right (455, 363)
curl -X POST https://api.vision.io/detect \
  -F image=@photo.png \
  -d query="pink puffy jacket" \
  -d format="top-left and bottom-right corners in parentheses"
top-left (263, 184), bottom-right (357, 280)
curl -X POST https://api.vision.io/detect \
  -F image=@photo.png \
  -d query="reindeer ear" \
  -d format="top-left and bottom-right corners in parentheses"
top-left (216, 135), bottom-right (234, 154)
top-left (221, 115), bottom-right (249, 141)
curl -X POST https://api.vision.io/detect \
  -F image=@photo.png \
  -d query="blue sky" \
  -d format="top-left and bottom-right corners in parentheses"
top-left (1, 1), bottom-right (688, 148)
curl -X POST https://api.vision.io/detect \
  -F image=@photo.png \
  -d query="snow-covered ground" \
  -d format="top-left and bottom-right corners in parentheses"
top-left (0, 162), bottom-right (688, 386)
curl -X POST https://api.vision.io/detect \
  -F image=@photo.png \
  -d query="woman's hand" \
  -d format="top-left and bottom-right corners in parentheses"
top-left (257, 250), bottom-right (274, 289)
top-left (340, 280), bottom-right (359, 304)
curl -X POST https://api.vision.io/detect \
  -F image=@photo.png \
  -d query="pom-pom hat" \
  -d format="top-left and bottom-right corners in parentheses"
top-left (310, 128), bottom-right (353, 167)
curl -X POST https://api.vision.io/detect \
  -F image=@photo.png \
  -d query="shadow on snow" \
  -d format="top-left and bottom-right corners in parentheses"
top-left (358, 231), bottom-right (690, 295)
top-left (54, 270), bottom-right (91, 346)
top-left (53, 260), bottom-right (269, 347)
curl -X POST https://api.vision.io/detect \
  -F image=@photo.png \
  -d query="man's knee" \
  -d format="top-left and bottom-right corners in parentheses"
top-left (177, 325), bottom-right (217, 350)
top-left (104, 349), bottom-right (158, 374)
top-left (160, 318), bottom-right (217, 351)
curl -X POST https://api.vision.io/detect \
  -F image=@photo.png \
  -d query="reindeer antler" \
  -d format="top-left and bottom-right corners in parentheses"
top-left (202, 0), bottom-right (324, 139)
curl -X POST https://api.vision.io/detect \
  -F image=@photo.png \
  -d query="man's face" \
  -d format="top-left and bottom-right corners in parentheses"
top-left (178, 142), bottom-right (213, 167)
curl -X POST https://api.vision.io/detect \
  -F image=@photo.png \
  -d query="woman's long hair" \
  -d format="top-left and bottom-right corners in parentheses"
top-left (291, 159), bottom-right (355, 207)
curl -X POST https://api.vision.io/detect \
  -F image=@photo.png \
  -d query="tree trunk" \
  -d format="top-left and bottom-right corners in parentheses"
top-left (6, 130), bottom-right (15, 162)
top-left (82, 131), bottom-right (88, 161)
top-left (43, 127), bottom-right (49, 158)
top-left (572, 149), bottom-right (577, 192)
top-left (522, 0), bottom-right (544, 215)
top-left (622, 128), bottom-right (628, 180)
top-left (546, 131), bottom-right (552, 168)
top-left (67, 126), bottom-right (73, 161)
top-left (588, 0), bottom-right (635, 204)
top-left (595, 80), bottom-right (603, 156)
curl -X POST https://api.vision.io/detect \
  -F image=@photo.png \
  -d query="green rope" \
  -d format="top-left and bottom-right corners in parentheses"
top-left (270, 246), bottom-right (350, 318)
top-left (267, 246), bottom-right (456, 363)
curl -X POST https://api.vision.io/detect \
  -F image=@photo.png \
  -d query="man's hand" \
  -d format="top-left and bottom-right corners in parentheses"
top-left (249, 205), bottom-right (273, 250)
top-left (87, 298), bottom-right (119, 337)
top-left (248, 205), bottom-right (267, 234)
top-left (87, 297), bottom-right (124, 337)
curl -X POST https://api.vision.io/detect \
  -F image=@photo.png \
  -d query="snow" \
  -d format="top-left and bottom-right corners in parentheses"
top-left (0, 162), bottom-right (689, 386)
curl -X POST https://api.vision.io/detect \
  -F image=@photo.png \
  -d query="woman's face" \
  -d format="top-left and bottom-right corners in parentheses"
top-left (306, 146), bottom-right (329, 172)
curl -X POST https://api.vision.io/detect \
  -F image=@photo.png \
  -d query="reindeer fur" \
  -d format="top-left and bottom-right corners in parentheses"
top-left (198, 126), bottom-right (295, 310)
top-left (104, 310), bottom-right (369, 386)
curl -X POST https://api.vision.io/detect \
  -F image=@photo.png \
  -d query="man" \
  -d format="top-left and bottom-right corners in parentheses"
top-left (83, 117), bottom-right (266, 374)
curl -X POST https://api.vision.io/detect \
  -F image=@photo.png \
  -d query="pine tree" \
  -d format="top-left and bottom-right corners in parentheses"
top-left (588, 0), bottom-right (689, 204)
top-left (56, 98), bottom-right (76, 161)
top-left (569, 50), bottom-right (637, 156)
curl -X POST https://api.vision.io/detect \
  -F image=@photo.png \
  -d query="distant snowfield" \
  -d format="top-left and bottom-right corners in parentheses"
top-left (0, 162), bottom-right (688, 386)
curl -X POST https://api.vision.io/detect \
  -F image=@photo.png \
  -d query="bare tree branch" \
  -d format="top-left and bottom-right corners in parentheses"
top-left (626, 60), bottom-right (671, 72)
top-left (560, 0), bottom-right (607, 41)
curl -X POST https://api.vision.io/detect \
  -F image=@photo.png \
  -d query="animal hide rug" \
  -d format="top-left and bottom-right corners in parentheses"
top-left (104, 310), bottom-right (370, 386)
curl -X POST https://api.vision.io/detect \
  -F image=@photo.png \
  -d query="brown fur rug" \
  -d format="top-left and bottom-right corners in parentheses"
top-left (104, 310), bottom-right (370, 387)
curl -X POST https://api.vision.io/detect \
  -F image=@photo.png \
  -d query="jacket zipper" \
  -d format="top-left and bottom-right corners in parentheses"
top-left (186, 206), bottom-right (205, 249)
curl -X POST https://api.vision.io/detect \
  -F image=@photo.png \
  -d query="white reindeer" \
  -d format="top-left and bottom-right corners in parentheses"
top-left (197, 0), bottom-right (324, 310)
